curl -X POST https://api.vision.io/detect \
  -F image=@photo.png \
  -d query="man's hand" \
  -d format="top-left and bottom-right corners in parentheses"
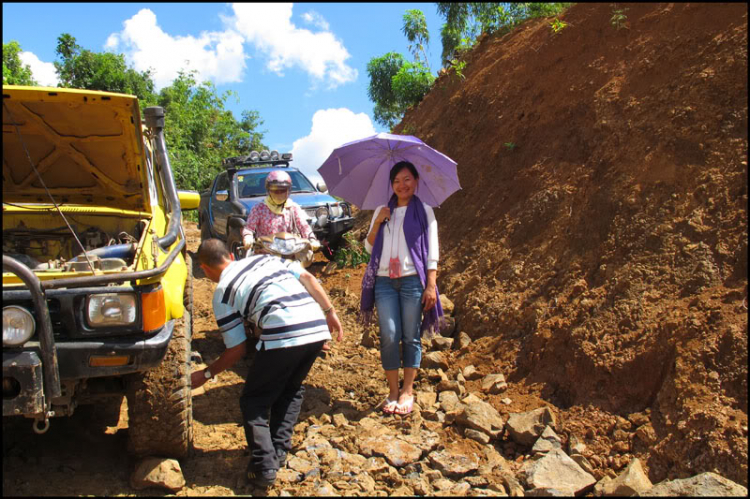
top-left (310, 239), bottom-right (321, 251)
top-left (191, 369), bottom-right (209, 389)
top-left (326, 310), bottom-right (344, 342)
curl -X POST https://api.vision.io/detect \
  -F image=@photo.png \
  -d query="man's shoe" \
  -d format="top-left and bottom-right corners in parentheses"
top-left (276, 448), bottom-right (288, 468)
top-left (247, 468), bottom-right (277, 488)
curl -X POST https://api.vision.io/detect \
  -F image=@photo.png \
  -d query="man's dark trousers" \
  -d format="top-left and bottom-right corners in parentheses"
top-left (240, 339), bottom-right (325, 472)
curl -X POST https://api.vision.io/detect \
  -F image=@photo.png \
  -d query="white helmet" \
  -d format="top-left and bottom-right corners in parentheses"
top-left (265, 170), bottom-right (292, 191)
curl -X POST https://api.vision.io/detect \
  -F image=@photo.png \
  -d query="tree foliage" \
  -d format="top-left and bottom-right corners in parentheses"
top-left (367, 8), bottom-right (437, 130)
top-left (154, 70), bottom-right (267, 192)
top-left (367, 52), bottom-right (407, 129)
top-left (436, 3), bottom-right (573, 67)
top-left (402, 9), bottom-right (431, 69)
top-left (3, 40), bottom-right (37, 86)
top-left (54, 34), bottom-right (155, 102)
top-left (392, 62), bottom-right (435, 112)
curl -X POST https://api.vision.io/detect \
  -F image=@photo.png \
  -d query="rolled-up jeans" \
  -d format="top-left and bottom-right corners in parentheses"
top-left (374, 275), bottom-right (424, 370)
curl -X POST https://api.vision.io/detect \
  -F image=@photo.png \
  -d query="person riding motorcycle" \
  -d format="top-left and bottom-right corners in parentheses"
top-left (242, 170), bottom-right (321, 258)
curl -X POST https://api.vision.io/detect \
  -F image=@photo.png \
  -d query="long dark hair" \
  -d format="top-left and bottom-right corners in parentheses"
top-left (389, 160), bottom-right (419, 184)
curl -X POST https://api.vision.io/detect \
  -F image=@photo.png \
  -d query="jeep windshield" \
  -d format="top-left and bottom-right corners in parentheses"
top-left (237, 171), bottom-right (317, 198)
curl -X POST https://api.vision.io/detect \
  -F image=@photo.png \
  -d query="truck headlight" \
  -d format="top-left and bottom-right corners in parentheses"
top-left (329, 204), bottom-right (343, 218)
top-left (315, 207), bottom-right (329, 227)
top-left (87, 293), bottom-right (137, 327)
top-left (265, 237), bottom-right (307, 255)
top-left (3, 306), bottom-right (36, 347)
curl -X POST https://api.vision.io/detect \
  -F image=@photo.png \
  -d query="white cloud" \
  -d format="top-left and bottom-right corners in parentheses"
top-left (291, 108), bottom-right (376, 184)
top-left (301, 10), bottom-right (330, 31)
top-left (228, 3), bottom-right (357, 89)
top-left (105, 8), bottom-right (247, 90)
top-left (19, 52), bottom-right (59, 87)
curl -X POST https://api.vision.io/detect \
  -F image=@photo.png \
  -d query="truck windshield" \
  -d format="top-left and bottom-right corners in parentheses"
top-left (237, 171), bottom-right (317, 198)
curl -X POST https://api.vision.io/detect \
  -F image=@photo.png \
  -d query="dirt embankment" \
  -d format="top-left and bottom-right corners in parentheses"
top-left (393, 1), bottom-right (748, 485)
top-left (2, 3), bottom-right (747, 496)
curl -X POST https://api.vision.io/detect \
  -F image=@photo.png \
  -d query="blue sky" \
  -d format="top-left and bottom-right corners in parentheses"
top-left (3, 2), bottom-right (447, 185)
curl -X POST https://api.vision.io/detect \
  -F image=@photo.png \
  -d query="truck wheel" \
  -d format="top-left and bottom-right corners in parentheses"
top-left (126, 256), bottom-right (194, 459)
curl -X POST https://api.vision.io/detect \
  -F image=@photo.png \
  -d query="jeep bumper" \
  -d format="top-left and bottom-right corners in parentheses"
top-left (3, 320), bottom-right (174, 417)
top-left (314, 216), bottom-right (355, 242)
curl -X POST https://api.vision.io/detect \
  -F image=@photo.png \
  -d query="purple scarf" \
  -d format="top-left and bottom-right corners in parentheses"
top-left (359, 194), bottom-right (445, 336)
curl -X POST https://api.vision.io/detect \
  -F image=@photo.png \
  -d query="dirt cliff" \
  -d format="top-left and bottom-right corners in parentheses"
top-left (392, 1), bottom-right (748, 486)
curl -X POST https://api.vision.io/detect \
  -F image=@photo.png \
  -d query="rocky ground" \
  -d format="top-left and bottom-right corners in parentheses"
top-left (2, 2), bottom-right (747, 497)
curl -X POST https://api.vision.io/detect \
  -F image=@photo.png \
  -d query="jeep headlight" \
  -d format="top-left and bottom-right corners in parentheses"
top-left (3, 306), bottom-right (36, 347)
top-left (265, 237), bottom-right (307, 256)
top-left (87, 293), bottom-right (137, 327)
top-left (315, 207), bottom-right (329, 227)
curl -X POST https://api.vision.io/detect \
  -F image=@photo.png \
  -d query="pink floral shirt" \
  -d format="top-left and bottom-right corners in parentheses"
top-left (241, 201), bottom-right (316, 241)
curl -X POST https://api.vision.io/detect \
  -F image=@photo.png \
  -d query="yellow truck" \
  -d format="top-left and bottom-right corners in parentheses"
top-left (3, 86), bottom-right (199, 458)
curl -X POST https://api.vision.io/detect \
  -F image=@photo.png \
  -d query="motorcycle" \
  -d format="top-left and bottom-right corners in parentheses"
top-left (250, 232), bottom-right (320, 267)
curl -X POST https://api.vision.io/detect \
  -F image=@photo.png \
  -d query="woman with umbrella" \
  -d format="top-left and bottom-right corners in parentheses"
top-left (362, 161), bottom-right (442, 414)
top-left (318, 133), bottom-right (459, 415)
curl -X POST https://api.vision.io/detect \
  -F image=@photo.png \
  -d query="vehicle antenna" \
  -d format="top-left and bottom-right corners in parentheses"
top-left (3, 101), bottom-right (98, 275)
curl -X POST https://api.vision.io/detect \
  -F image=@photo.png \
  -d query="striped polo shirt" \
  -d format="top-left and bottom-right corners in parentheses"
top-left (212, 254), bottom-right (331, 350)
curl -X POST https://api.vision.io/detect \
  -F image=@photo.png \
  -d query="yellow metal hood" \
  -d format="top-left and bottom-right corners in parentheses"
top-left (2, 86), bottom-right (151, 213)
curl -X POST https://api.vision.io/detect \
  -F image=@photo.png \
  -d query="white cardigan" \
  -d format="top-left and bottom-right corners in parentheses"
top-left (364, 202), bottom-right (439, 278)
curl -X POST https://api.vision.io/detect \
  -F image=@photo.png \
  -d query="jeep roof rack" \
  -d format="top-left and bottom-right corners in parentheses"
top-left (222, 150), bottom-right (292, 169)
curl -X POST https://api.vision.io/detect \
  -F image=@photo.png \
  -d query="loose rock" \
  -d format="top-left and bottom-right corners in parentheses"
top-left (481, 373), bottom-right (508, 394)
top-left (601, 458), bottom-right (652, 496)
top-left (457, 399), bottom-right (506, 438)
top-left (463, 365), bottom-right (483, 380)
top-left (130, 457), bottom-right (185, 492)
top-left (429, 449), bottom-right (480, 478)
top-left (521, 448), bottom-right (596, 495)
top-left (422, 351), bottom-right (450, 370)
top-left (507, 407), bottom-right (557, 446)
top-left (644, 472), bottom-right (748, 496)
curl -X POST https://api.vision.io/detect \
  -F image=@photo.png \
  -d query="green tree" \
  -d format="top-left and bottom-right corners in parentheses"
top-left (53, 33), bottom-right (155, 101)
top-left (436, 2), bottom-right (573, 66)
top-left (402, 9), bottom-right (431, 69)
top-left (155, 70), bottom-right (267, 192)
top-left (392, 62), bottom-right (435, 111)
top-left (3, 40), bottom-right (37, 86)
top-left (367, 52), bottom-right (407, 129)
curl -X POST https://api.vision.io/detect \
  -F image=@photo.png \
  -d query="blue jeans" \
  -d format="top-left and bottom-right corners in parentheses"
top-left (375, 275), bottom-right (424, 371)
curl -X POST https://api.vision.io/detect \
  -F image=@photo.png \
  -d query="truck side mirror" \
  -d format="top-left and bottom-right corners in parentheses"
top-left (317, 182), bottom-right (328, 193)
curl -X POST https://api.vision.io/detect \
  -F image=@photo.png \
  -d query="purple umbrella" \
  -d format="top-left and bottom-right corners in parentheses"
top-left (317, 133), bottom-right (460, 210)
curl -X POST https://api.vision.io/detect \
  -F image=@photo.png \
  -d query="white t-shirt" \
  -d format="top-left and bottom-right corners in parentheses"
top-left (364, 202), bottom-right (439, 277)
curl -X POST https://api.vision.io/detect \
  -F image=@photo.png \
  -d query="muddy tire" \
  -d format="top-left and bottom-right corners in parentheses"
top-left (125, 255), bottom-right (194, 459)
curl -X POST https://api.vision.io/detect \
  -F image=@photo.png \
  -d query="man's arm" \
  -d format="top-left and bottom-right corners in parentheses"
top-left (191, 341), bottom-right (247, 389)
top-left (298, 270), bottom-right (344, 341)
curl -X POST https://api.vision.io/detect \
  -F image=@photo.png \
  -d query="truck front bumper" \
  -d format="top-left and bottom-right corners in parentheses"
top-left (314, 216), bottom-right (355, 242)
top-left (3, 320), bottom-right (174, 417)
